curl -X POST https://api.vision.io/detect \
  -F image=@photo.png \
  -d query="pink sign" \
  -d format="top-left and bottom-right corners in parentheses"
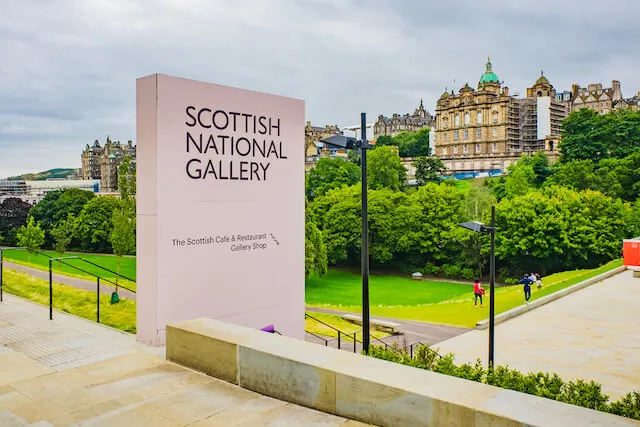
top-left (136, 74), bottom-right (305, 345)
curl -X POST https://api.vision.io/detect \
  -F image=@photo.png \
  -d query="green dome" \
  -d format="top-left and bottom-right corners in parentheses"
top-left (535, 71), bottom-right (549, 85)
top-left (479, 57), bottom-right (500, 85)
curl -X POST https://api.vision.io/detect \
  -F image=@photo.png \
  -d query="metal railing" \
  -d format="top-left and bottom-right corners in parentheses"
top-left (305, 313), bottom-right (359, 353)
top-left (0, 247), bottom-right (135, 324)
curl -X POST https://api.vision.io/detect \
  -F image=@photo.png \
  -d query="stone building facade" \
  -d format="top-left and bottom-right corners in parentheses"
top-left (373, 100), bottom-right (434, 137)
top-left (570, 81), bottom-right (623, 114)
top-left (80, 137), bottom-right (136, 192)
top-left (304, 122), bottom-right (341, 157)
top-left (434, 59), bottom-right (566, 173)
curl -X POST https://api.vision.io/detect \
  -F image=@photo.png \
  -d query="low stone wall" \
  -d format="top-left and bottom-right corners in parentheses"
top-left (476, 266), bottom-right (626, 330)
top-left (166, 318), bottom-right (635, 427)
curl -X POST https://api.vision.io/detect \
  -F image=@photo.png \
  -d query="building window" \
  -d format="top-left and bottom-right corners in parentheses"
top-left (492, 128), bottom-right (497, 137)
top-left (455, 115), bottom-right (460, 126)
top-left (453, 146), bottom-right (458, 154)
top-left (476, 128), bottom-right (482, 138)
top-left (476, 143), bottom-right (481, 152)
top-left (442, 147), bottom-right (447, 155)
top-left (454, 130), bottom-right (459, 140)
top-left (443, 133), bottom-right (448, 141)
top-left (464, 130), bottom-right (469, 139)
top-left (492, 142), bottom-right (497, 152)
top-left (477, 110), bottom-right (482, 124)
top-left (463, 145), bottom-right (468, 153)
top-left (443, 117), bottom-right (448, 128)
top-left (492, 111), bottom-right (498, 123)
top-left (464, 112), bottom-right (470, 125)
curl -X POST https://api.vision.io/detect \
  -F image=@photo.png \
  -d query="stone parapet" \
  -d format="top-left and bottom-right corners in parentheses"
top-left (167, 318), bottom-right (636, 427)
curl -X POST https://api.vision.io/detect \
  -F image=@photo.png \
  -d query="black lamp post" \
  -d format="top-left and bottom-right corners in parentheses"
top-left (459, 205), bottom-right (496, 368)
top-left (320, 113), bottom-right (373, 354)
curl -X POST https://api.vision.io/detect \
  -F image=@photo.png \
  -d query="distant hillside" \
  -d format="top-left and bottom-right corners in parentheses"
top-left (7, 168), bottom-right (78, 181)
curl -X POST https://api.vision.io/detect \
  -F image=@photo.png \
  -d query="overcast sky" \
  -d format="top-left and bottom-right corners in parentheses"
top-left (1, 0), bottom-right (639, 177)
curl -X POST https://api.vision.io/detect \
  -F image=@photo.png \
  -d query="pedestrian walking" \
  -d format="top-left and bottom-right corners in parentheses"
top-left (519, 274), bottom-right (532, 303)
top-left (535, 272), bottom-right (542, 288)
top-left (473, 279), bottom-right (485, 307)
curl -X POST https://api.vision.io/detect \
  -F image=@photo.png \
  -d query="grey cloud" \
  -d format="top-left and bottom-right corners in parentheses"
top-left (0, 0), bottom-right (639, 177)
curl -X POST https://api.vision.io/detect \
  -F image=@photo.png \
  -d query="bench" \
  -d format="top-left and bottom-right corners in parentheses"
top-left (341, 314), bottom-right (401, 334)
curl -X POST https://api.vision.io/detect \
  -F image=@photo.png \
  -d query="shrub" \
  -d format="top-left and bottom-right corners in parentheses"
top-left (460, 268), bottom-right (476, 280)
top-left (422, 262), bottom-right (441, 276)
top-left (366, 345), bottom-right (639, 420)
top-left (609, 391), bottom-right (640, 419)
top-left (441, 264), bottom-right (461, 279)
top-left (503, 277), bottom-right (519, 285)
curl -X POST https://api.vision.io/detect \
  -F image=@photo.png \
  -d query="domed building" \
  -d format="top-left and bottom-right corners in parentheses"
top-left (434, 58), bottom-right (567, 174)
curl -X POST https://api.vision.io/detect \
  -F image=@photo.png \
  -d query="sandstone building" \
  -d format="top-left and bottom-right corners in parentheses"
top-left (304, 122), bottom-right (341, 157)
top-left (566, 81), bottom-right (639, 113)
top-left (81, 137), bottom-right (136, 192)
top-left (434, 59), bottom-right (567, 173)
top-left (373, 100), bottom-right (434, 137)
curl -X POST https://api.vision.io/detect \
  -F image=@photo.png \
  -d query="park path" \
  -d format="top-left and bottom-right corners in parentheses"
top-left (306, 306), bottom-right (468, 351)
top-left (3, 261), bottom-right (137, 300)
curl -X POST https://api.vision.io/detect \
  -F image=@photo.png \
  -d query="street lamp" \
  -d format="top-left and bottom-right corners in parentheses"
top-left (458, 206), bottom-right (496, 368)
top-left (320, 113), bottom-right (373, 354)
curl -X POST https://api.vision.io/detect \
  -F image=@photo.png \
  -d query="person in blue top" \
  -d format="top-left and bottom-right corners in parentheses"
top-left (519, 274), bottom-right (533, 303)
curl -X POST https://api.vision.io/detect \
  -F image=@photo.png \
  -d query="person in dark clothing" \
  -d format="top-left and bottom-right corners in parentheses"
top-left (519, 274), bottom-right (532, 303)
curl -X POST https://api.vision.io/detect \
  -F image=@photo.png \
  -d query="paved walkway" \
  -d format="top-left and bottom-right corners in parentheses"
top-left (3, 261), bottom-right (137, 300)
top-left (436, 270), bottom-right (640, 400)
top-left (0, 294), bottom-right (367, 426)
top-left (306, 307), bottom-right (468, 353)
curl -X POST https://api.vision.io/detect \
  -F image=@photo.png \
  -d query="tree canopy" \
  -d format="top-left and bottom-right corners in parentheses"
top-left (367, 146), bottom-right (407, 191)
top-left (375, 128), bottom-right (431, 157)
top-left (305, 157), bottom-right (360, 200)
top-left (560, 108), bottom-right (640, 162)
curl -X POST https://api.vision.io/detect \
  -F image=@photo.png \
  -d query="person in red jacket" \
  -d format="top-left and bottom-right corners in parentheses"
top-left (473, 279), bottom-right (485, 307)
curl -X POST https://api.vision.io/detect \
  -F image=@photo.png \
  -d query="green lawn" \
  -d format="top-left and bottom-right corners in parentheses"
top-left (306, 270), bottom-right (471, 307)
top-left (306, 260), bottom-right (623, 328)
top-left (2, 249), bottom-right (136, 290)
top-left (2, 268), bottom-right (136, 333)
top-left (305, 311), bottom-right (389, 341)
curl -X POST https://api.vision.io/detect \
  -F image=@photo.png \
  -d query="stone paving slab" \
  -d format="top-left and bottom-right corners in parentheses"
top-left (0, 294), bottom-right (370, 426)
top-left (437, 269), bottom-right (640, 399)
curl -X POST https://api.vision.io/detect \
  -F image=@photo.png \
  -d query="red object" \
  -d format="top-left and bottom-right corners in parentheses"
top-left (623, 238), bottom-right (640, 267)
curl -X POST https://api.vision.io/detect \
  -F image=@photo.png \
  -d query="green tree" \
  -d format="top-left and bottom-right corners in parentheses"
top-left (50, 215), bottom-right (76, 255)
top-left (306, 157), bottom-right (360, 199)
top-left (75, 197), bottom-right (119, 252)
top-left (368, 146), bottom-right (407, 191)
top-left (375, 135), bottom-right (393, 147)
top-left (16, 217), bottom-right (45, 262)
top-left (305, 216), bottom-right (328, 279)
top-left (110, 155), bottom-right (137, 290)
top-left (414, 157), bottom-right (446, 185)
top-left (29, 188), bottom-right (94, 247)
top-left (545, 159), bottom-right (597, 191)
top-left (0, 197), bottom-right (32, 246)
top-left (495, 186), bottom-right (632, 275)
top-left (560, 108), bottom-right (607, 163)
top-left (504, 163), bottom-right (535, 198)
top-left (560, 108), bottom-right (640, 163)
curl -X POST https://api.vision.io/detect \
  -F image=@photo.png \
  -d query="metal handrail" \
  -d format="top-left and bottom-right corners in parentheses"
top-left (304, 312), bottom-right (344, 334)
top-left (305, 330), bottom-right (329, 346)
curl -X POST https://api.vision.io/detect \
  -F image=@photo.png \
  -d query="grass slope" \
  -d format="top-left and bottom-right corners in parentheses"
top-left (307, 260), bottom-right (623, 328)
top-left (3, 268), bottom-right (136, 333)
top-left (305, 311), bottom-right (389, 341)
top-left (3, 249), bottom-right (136, 290)
top-left (306, 270), bottom-right (471, 307)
